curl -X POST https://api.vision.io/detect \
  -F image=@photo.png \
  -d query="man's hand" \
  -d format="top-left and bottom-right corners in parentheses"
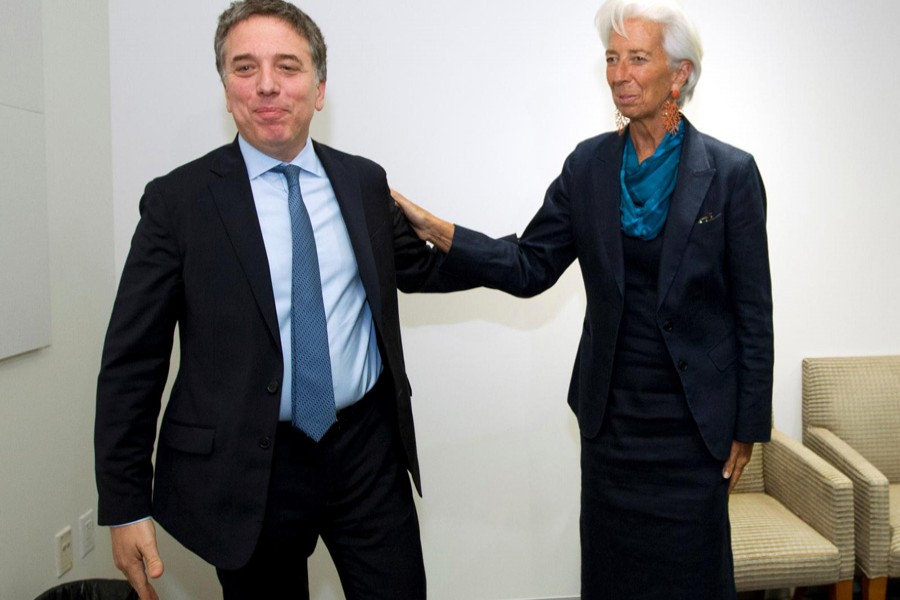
top-left (110, 520), bottom-right (164, 600)
top-left (722, 440), bottom-right (754, 494)
top-left (391, 188), bottom-right (455, 253)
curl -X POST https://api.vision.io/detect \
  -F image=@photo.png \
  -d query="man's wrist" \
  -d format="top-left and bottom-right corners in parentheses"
top-left (111, 516), bottom-right (151, 528)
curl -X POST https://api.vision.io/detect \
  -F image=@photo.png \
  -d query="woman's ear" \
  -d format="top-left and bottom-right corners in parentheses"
top-left (674, 60), bottom-right (693, 88)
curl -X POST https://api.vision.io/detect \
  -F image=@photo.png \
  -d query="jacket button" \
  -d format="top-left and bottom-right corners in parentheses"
top-left (266, 380), bottom-right (279, 394)
top-left (258, 437), bottom-right (272, 449)
top-left (677, 360), bottom-right (688, 371)
top-left (663, 321), bottom-right (674, 332)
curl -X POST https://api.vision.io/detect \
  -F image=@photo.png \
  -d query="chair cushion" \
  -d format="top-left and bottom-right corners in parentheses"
top-left (730, 493), bottom-right (841, 591)
top-left (890, 484), bottom-right (900, 577)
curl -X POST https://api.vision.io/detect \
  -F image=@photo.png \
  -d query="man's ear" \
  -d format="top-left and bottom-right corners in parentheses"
top-left (315, 80), bottom-right (326, 111)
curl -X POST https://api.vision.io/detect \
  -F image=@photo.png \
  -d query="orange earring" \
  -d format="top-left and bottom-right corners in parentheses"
top-left (662, 88), bottom-right (682, 135)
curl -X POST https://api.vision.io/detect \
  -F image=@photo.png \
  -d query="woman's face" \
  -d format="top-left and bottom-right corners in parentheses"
top-left (605, 18), bottom-right (679, 125)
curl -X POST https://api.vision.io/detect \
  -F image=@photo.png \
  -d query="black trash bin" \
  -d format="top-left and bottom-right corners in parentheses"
top-left (34, 579), bottom-right (137, 600)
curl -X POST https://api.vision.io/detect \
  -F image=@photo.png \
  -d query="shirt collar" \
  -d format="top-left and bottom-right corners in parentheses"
top-left (238, 135), bottom-right (325, 180)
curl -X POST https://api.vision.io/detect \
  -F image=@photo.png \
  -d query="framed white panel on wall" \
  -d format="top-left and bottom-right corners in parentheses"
top-left (0, 0), bottom-right (51, 360)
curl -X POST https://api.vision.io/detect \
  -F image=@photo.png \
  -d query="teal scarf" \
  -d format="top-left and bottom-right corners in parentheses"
top-left (619, 121), bottom-right (685, 240)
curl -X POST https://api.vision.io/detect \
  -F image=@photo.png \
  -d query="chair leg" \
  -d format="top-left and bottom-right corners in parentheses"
top-left (861, 576), bottom-right (887, 600)
top-left (829, 579), bottom-right (853, 600)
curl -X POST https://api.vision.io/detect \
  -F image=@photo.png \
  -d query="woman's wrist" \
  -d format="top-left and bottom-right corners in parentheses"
top-left (426, 219), bottom-right (454, 253)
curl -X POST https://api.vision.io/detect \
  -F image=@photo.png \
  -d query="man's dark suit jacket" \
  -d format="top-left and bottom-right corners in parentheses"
top-left (95, 138), bottom-right (440, 570)
top-left (439, 119), bottom-right (773, 458)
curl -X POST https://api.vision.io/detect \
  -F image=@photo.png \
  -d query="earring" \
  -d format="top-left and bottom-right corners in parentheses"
top-left (615, 110), bottom-right (630, 136)
top-left (662, 88), bottom-right (682, 136)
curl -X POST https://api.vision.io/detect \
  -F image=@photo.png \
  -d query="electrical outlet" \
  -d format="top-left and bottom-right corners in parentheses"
top-left (55, 526), bottom-right (73, 577)
top-left (79, 509), bottom-right (96, 557)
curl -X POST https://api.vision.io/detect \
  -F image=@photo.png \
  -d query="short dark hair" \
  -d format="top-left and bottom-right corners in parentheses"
top-left (214, 0), bottom-right (327, 82)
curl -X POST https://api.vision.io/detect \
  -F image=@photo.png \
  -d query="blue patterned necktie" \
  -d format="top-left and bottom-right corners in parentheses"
top-left (272, 163), bottom-right (336, 441)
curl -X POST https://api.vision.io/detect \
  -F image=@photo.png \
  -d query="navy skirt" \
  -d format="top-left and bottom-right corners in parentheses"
top-left (579, 234), bottom-right (735, 600)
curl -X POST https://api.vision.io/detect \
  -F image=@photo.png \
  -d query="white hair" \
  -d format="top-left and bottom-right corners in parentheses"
top-left (595, 0), bottom-right (703, 106)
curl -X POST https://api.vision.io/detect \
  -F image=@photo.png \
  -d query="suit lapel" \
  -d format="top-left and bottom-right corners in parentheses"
top-left (209, 140), bottom-right (281, 347)
top-left (593, 135), bottom-right (626, 296)
top-left (656, 120), bottom-right (715, 309)
top-left (314, 142), bottom-right (383, 327)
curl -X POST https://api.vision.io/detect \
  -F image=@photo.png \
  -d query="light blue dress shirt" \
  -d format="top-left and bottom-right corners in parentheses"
top-left (239, 135), bottom-right (382, 417)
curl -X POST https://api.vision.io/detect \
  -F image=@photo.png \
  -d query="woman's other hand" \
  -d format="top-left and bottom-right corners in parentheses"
top-left (723, 440), bottom-right (754, 494)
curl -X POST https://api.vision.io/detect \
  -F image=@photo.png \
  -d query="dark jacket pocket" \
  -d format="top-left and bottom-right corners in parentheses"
top-left (159, 421), bottom-right (215, 455)
top-left (708, 332), bottom-right (737, 372)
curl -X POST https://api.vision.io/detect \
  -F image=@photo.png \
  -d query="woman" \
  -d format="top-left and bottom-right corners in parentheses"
top-left (395, 0), bottom-right (773, 597)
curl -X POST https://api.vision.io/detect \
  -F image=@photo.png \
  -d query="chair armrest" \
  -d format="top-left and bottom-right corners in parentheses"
top-left (804, 426), bottom-right (891, 578)
top-left (764, 429), bottom-right (855, 581)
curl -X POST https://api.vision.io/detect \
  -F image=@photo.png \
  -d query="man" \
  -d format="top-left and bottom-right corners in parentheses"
top-left (95, 2), bottom-right (442, 598)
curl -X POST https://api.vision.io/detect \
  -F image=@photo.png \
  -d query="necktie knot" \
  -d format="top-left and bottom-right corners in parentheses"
top-left (272, 162), bottom-right (302, 183)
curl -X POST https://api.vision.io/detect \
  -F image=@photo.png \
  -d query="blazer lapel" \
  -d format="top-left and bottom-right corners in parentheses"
top-left (209, 140), bottom-right (281, 348)
top-left (593, 135), bottom-right (626, 296)
top-left (314, 142), bottom-right (383, 328)
top-left (657, 120), bottom-right (715, 309)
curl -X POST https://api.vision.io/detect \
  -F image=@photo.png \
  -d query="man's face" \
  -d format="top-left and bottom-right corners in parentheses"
top-left (223, 15), bottom-right (325, 161)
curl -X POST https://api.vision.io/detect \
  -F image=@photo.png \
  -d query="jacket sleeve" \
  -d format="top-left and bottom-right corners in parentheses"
top-left (422, 151), bottom-right (581, 298)
top-left (725, 154), bottom-right (773, 443)
top-left (95, 181), bottom-right (182, 525)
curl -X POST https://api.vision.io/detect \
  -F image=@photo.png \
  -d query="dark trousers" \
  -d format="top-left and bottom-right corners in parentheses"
top-left (216, 377), bottom-right (426, 600)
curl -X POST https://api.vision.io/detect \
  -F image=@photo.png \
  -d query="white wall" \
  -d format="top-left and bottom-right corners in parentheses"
top-left (0, 1), bottom-right (121, 598)
top-left (103, 1), bottom-right (900, 599)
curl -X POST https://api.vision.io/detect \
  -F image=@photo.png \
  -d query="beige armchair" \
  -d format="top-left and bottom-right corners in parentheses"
top-left (730, 429), bottom-right (854, 599)
top-left (803, 356), bottom-right (900, 600)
